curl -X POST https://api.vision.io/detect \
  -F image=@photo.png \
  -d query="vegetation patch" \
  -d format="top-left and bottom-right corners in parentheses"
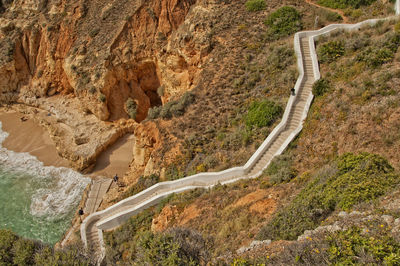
top-left (355, 33), bottom-right (400, 68)
top-left (264, 153), bottom-right (296, 184)
top-left (317, 0), bottom-right (376, 9)
top-left (148, 91), bottom-right (195, 120)
top-left (105, 189), bottom-right (212, 265)
top-left (245, 100), bottom-right (283, 129)
top-left (312, 78), bottom-right (331, 97)
top-left (317, 40), bottom-right (345, 63)
top-left (257, 153), bottom-right (400, 241)
top-left (245, 0), bottom-right (266, 12)
top-left (246, 216), bottom-right (400, 265)
top-left (265, 6), bottom-right (302, 39)
top-left (326, 227), bottom-right (400, 265)
top-left (125, 98), bottom-right (137, 119)
top-left (0, 229), bottom-right (91, 265)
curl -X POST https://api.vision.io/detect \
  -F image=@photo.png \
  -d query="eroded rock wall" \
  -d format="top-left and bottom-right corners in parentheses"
top-left (0, 0), bottom-right (213, 122)
top-left (0, 0), bottom-right (215, 171)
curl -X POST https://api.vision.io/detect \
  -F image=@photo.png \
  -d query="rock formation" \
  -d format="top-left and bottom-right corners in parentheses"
top-left (0, 0), bottom-right (214, 170)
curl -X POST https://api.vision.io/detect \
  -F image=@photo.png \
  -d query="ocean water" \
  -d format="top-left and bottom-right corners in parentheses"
top-left (0, 122), bottom-right (90, 245)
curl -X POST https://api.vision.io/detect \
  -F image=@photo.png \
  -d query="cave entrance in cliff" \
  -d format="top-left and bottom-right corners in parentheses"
top-left (108, 61), bottom-right (162, 122)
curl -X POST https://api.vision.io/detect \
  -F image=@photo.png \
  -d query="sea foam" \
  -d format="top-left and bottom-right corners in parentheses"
top-left (0, 122), bottom-right (90, 220)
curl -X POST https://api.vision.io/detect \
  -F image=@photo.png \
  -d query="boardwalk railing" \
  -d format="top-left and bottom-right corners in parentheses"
top-left (81, 1), bottom-right (400, 260)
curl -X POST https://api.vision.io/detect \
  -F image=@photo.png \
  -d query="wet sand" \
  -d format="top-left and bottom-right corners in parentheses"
top-left (0, 112), bottom-right (70, 167)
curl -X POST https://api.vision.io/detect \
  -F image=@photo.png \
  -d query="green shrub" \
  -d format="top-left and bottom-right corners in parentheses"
top-left (345, 36), bottom-right (370, 51)
top-left (320, 9), bottom-right (343, 22)
top-left (263, 222), bottom-right (400, 265)
top-left (257, 153), bottom-right (400, 241)
top-left (12, 239), bottom-right (35, 265)
top-left (265, 153), bottom-right (296, 184)
top-left (0, 229), bottom-right (17, 264)
top-left (125, 98), bottom-right (137, 119)
top-left (160, 101), bottom-right (174, 119)
top-left (317, 0), bottom-right (376, 9)
top-left (317, 40), bottom-right (345, 63)
top-left (0, 229), bottom-right (91, 265)
top-left (245, 100), bottom-right (283, 129)
top-left (312, 78), bottom-right (331, 97)
top-left (326, 227), bottom-right (400, 265)
top-left (98, 93), bottom-right (106, 103)
top-left (104, 209), bottom-right (211, 265)
top-left (148, 91), bottom-right (195, 120)
top-left (349, 33), bottom-right (400, 68)
top-left (245, 0), bottom-right (266, 12)
top-left (135, 228), bottom-right (210, 265)
top-left (166, 163), bottom-right (185, 181)
top-left (147, 105), bottom-right (162, 119)
top-left (135, 231), bottom-right (183, 265)
top-left (357, 47), bottom-right (394, 67)
top-left (265, 6), bottom-right (302, 39)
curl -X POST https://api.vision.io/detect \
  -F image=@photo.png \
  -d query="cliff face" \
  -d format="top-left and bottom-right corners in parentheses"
top-left (0, 0), bottom-right (215, 170)
top-left (0, 0), bottom-right (209, 121)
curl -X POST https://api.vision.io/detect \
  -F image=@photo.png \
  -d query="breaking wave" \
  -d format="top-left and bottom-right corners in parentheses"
top-left (0, 122), bottom-right (90, 220)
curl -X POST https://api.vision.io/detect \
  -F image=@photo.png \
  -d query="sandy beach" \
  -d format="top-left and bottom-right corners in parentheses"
top-left (0, 112), bottom-right (70, 168)
top-left (0, 111), bottom-right (134, 178)
top-left (90, 134), bottom-right (134, 178)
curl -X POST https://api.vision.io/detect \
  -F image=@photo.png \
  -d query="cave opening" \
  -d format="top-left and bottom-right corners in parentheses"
top-left (107, 61), bottom-right (162, 122)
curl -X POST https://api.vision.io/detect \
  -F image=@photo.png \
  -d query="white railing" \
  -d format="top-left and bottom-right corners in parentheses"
top-left (81, 0), bottom-right (400, 258)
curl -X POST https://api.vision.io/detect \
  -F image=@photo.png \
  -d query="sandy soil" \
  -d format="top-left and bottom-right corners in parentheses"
top-left (0, 111), bottom-right (134, 179)
top-left (90, 133), bottom-right (134, 178)
top-left (0, 111), bottom-right (70, 167)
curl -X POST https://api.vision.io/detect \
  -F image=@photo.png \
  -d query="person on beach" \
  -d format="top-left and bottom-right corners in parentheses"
top-left (113, 174), bottom-right (118, 182)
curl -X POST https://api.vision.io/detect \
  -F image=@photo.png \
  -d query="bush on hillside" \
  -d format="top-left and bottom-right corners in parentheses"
top-left (317, 40), bottom-right (345, 63)
top-left (125, 98), bottom-right (137, 119)
top-left (0, 229), bottom-right (91, 265)
top-left (264, 153), bottom-right (296, 184)
top-left (257, 153), bottom-right (400, 241)
top-left (135, 228), bottom-right (210, 265)
top-left (245, 100), bottom-right (283, 129)
top-left (317, 0), bottom-right (376, 9)
top-left (326, 227), bottom-right (400, 265)
top-left (265, 6), bottom-right (302, 39)
top-left (320, 8), bottom-right (343, 22)
top-left (104, 210), bottom-right (211, 265)
top-left (255, 220), bottom-right (400, 265)
top-left (147, 91), bottom-right (195, 120)
top-left (245, 0), bottom-right (266, 12)
top-left (312, 78), bottom-right (331, 97)
top-left (354, 34), bottom-right (400, 68)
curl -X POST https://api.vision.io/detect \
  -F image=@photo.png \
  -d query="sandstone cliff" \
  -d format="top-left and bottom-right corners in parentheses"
top-left (0, 0), bottom-right (214, 171)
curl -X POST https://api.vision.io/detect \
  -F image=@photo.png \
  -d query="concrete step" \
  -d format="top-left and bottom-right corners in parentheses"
top-left (290, 118), bottom-right (302, 125)
top-left (293, 110), bottom-right (304, 116)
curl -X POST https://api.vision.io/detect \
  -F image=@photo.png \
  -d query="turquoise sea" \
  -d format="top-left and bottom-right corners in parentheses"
top-left (0, 122), bottom-right (90, 245)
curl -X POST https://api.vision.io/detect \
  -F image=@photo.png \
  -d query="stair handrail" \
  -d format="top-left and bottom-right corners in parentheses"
top-left (81, 0), bottom-right (400, 259)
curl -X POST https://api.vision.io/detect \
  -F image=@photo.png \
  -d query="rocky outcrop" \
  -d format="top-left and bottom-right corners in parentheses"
top-left (0, 0), bottom-right (211, 123)
top-left (0, 0), bottom-right (215, 170)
